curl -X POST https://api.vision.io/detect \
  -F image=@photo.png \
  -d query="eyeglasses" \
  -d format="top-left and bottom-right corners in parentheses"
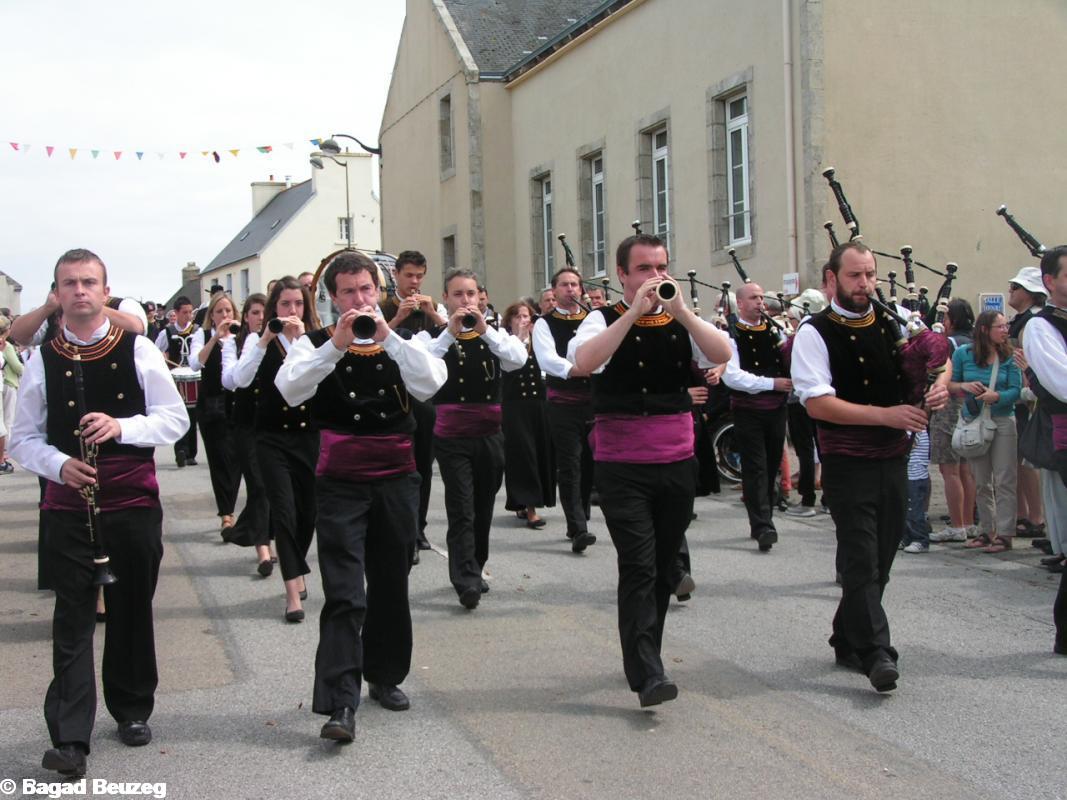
top-left (1008, 284), bottom-right (1022, 291)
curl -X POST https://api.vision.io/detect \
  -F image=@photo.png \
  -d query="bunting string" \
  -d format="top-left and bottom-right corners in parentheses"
top-left (4, 137), bottom-right (327, 163)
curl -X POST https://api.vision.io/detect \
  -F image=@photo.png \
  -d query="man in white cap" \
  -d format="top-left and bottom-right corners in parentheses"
top-left (1008, 266), bottom-right (1048, 545)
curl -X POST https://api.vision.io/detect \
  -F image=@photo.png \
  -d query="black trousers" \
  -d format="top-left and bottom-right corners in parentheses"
top-left (312, 473), bottom-right (419, 714)
top-left (547, 401), bottom-right (593, 536)
top-left (174, 404), bottom-right (198, 462)
top-left (822, 454), bottom-right (906, 666)
top-left (412, 399), bottom-right (436, 538)
top-left (733, 406), bottom-right (787, 538)
top-left (43, 505), bottom-right (163, 753)
top-left (434, 433), bottom-right (505, 595)
top-left (595, 459), bottom-right (695, 691)
top-left (787, 402), bottom-right (817, 507)
top-left (197, 406), bottom-right (240, 517)
top-left (255, 430), bottom-right (318, 581)
top-left (1055, 569), bottom-right (1067, 654)
top-left (225, 422), bottom-right (271, 548)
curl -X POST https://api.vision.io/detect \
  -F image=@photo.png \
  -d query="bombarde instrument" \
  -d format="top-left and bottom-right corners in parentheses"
top-left (687, 270), bottom-right (701, 317)
top-left (996, 205), bottom-right (1045, 258)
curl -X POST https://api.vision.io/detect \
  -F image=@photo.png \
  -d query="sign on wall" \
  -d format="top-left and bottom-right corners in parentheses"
top-left (978, 293), bottom-right (1005, 314)
top-left (782, 272), bottom-right (800, 296)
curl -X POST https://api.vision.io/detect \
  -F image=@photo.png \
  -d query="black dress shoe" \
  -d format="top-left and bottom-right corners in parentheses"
top-left (1049, 559), bottom-right (1067, 574)
top-left (257, 559), bottom-right (274, 578)
top-left (320, 707), bottom-right (355, 742)
top-left (866, 653), bottom-right (899, 693)
top-left (42, 744), bottom-right (87, 777)
top-left (571, 531), bottom-right (596, 553)
top-left (411, 549), bottom-right (421, 565)
top-left (638, 675), bottom-right (678, 708)
top-left (285, 607), bottom-right (305, 623)
top-left (175, 451), bottom-right (186, 468)
top-left (1055, 640), bottom-right (1067, 656)
top-left (369, 683), bottom-right (410, 711)
top-left (186, 458), bottom-right (198, 466)
top-left (415, 536), bottom-right (432, 551)
top-left (299, 584), bottom-right (309, 601)
top-left (758, 530), bottom-right (778, 552)
top-left (834, 650), bottom-right (864, 672)
top-left (459, 586), bottom-right (481, 610)
top-left (480, 579), bottom-right (490, 594)
top-left (118, 720), bottom-right (152, 747)
top-left (1040, 555), bottom-right (1065, 566)
top-left (674, 574), bottom-right (695, 602)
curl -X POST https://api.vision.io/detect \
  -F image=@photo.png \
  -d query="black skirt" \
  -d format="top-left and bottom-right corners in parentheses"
top-left (502, 397), bottom-right (556, 510)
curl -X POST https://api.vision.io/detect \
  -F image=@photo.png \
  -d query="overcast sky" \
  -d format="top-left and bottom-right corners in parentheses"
top-left (0, 0), bottom-right (405, 309)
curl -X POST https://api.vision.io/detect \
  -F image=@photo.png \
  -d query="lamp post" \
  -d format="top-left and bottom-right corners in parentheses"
top-left (310, 152), bottom-right (351, 249)
top-left (321, 133), bottom-right (381, 157)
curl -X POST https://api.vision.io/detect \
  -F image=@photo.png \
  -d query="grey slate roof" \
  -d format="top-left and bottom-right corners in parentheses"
top-left (442, 0), bottom-right (609, 74)
top-left (203, 179), bottom-right (314, 273)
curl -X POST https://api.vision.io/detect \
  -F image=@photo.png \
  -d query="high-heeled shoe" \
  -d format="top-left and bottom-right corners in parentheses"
top-left (284, 607), bottom-right (305, 623)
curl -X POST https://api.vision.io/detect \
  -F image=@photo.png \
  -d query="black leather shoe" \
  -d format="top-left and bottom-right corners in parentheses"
top-left (285, 607), bottom-right (305, 623)
top-left (320, 707), bottom-right (355, 742)
top-left (459, 586), bottom-right (481, 610)
top-left (416, 535), bottom-right (432, 551)
top-left (758, 530), bottom-right (778, 552)
top-left (1049, 559), bottom-right (1067, 574)
top-left (866, 653), bottom-right (899, 693)
top-left (638, 675), bottom-right (678, 708)
top-left (571, 531), bottom-right (596, 553)
top-left (118, 720), bottom-right (152, 747)
top-left (42, 744), bottom-right (87, 777)
top-left (257, 559), bottom-right (274, 578)
top-left (411, 548), bottom-right (420, 565)
top-left (674, 573), bottom-right (695, 602)
top-left (369, 683), bottom-right (410, 711)
top-left (186, 458), bottom-right (198, 466)
top-left (175, 451), bottom-right (186, 468)
top-left (479, 579), bottom-right (490, 594)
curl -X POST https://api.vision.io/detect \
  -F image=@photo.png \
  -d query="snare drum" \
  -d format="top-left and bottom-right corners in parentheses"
top-left (171, 366), bottom-right (202, 407)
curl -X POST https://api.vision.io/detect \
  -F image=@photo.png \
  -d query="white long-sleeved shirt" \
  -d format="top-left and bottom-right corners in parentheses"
top-left (11, 320), bottom-right (190, 483)
top-left (186, 327), bottom-right (222, 372)
top-left (722, 317), bottom-right (778, 394)
top-left (226, 332), bottom-right (293, 389)
top-left (1024, 307), bottom-right (1067, 403)
top-left (566, 303), bottom-right (722, 372)
top-left (532, 309), bottom-right (580, 379)
top-left (415, 324), bottom-right (528, 372)
top-left (275, 330), bottom-right (447, 406)
top-left (790, 300), bottom-right (866, 407)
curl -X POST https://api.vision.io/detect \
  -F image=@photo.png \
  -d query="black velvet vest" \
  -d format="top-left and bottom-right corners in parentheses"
top-left (40, 328), bottom-right (153, 460)
top-left (542, 308), bottom-right (591, 392)
top-left (381, 293), bottom-right (437, 335)
top-left (198, 330), bottom-right (225, 398)
top-left (305, 328), bottom-right (415, 435)
top-left (164, 322), bottom-right (198, 366)
top-left (502, 345), bottom-right (544, 404)
top-left (432, 330), bottom-right (503, 405)
top-left (252, 338), bottom-right (314, 433)
top-left (590, 302), bottom-right (693, 415)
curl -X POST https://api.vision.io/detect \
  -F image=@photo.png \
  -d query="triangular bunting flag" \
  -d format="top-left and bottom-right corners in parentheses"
top-left (283, 142), bottom-right (294, 150)
top-left (256, 145), bottom-right (272, 154)
top-left (8, 142), bottom-right (18, 151)
top-left (179, 152), bottom-right (187, 159)
top-left (229, 149), bottom-right (239, 157)
top-left (201, 151), bottom-right (209, 157)
top-left (212, 151), bottom-right (220, 163)
top-left (136, 151), bottom-right (144, 160)
top-left (310, 138), bottom-right (321, 147)
top-left (69, 148), bottom-right (78, 160)
top-left (114, 151), bottom-right (122, 160)
top-left (91, 150), bottom-right (100, 159)
top-left (46, 146), bottom-right (54, 157)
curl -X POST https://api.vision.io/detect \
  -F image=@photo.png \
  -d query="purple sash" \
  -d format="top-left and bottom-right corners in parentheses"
top-left (43, 456), bottom-right (159, 512)
top-left (547, 386), bottom-right (591, 405)
top-left (434, 403), bottom-right (502, 438)
top-left (817, 426), bottom-right (911, 460)
top-left (316, 430), bottom-right (416, 482)
top-left (591, 412), bottom-right (694, 464)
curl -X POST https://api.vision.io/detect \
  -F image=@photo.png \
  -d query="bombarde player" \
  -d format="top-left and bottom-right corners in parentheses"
top-left (791, 242), bottom-right (949, 693)
top-left (570, 234), bottom-right (731, 707)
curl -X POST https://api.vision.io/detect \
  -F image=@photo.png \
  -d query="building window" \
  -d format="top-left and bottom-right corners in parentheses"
top-left (442, 234), bottom-right (456, 272)
top-left (240, 268), bottom-right (249, 301)
top-left (225, 273), bottom-right (233, 294)
top-left (591, 156), bottom-right (606, 274)
top-left (651, 128), bottom-right (669, 238)
top-left (540, 177), bottom-right (554, 286)
top-left (725, 93), bottom-right (751, 244)
top-left (338, 216), bottom-right (352, 243)
top-left (439, 94), bottom-right (454, 175)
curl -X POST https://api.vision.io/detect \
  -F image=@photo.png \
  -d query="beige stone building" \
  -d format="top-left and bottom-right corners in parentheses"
top-left (199, 151), bottom-right (381, 301)
top-left (0, 270), bottom-right (22, 316)
top-left (380, 0), bottom-right (1066, 311)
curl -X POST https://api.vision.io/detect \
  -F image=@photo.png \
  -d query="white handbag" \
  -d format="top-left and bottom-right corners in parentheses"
top-left (951, 354), bottom-right (999, 459)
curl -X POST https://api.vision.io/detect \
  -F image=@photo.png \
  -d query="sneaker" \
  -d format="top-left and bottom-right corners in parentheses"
top-left (929, 526), bottom-right (967, 543)
top-left (785, 504), bottom-right (817, 517)
top-left (965, 524), bottom-right (979, 539)
top-left (0, 460), bottom-right (13, 474)
top-left (902, 541), bottom-right (929, 554)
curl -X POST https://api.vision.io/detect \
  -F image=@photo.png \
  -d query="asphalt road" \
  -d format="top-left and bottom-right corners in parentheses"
top-left (1, 450), bottom-right (1064, 800)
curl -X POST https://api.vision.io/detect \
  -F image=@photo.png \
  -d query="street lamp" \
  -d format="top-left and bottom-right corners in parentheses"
top-left (320, 133), bottom-right (381, 157)
top-left (310, 152), bottom-right (351, 249)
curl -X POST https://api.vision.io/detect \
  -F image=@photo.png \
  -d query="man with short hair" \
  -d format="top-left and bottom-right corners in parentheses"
top-left (571, 234), bottom-right (731, 707)
top-left (11, 249), bottom-right (188, 777)
top-left (722, 282), bottom-right (793, 550)
top-left (585, 286), bottom-right (607, 309)
top-left (155, 297), bottom-right (199, 466)
top-left (538, 287), bottom-right (556, 316)
top-left (791, 241), bottom-right (950, 693)
top-left (533, 267), bottom-right (596, 551)
top-left (416, 270), bottom-right (527, 609)
top-left (1023, 246), bottom-right (1067, 648)
top-left (276, 250), bottom-right (446, 739)
top-left (382, 250), bottom-right (446, 558)
top-left (298, 271), bottom-right (315, 292)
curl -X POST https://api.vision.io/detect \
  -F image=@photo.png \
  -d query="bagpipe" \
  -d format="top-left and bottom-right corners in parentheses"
top-left (821, 167), bottom-right (952, 406)
top-left (995, 205), bottom-right (1045, 258)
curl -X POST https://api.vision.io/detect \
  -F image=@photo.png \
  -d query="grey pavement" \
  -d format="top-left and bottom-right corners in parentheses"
top-left (1, 449), bottom-right (1065, 800)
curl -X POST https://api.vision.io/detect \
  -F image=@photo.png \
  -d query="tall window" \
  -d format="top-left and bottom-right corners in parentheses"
top-left (651, 128), bottom-right (669, 238)
top-left (442, 234), bottom-right (456, 272)
top-left (591, 156), bottom-right (606, 274)
top-left (240, 268), bottom-right (250, 301)
top-left (338, 216), bottom-right (352, 243)
top-left (725, 94), bottom-right (751, 244)
top-left (541, 177), bottom-right (554, 286)
top-left (225, 273), bottom-right (233, 294)
top-left (439, 94), bottom-right (454, 174)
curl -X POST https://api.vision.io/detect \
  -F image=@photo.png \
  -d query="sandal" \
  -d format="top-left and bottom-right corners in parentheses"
top-left (965, 533), bottom-right (992, 549)
top-left (1016, 518), bottom-right (1032, 536)
top-left (1023, 522), bottom-right (1046, 538)
top-left (983, 536), bottom-right (1012, 554)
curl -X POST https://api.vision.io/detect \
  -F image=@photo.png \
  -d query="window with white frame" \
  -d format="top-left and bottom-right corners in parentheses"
top-left (442, 235), bottom-right (456, 272)
top-left (726, 94), bottom-right (751, 244)
top-left (240, 268), bottom-right (249, 301)
top-left (225, 273), bottom-right (233, 294)
top-left (591, 156), bottom-right (606, 274)
top-left (338, 216), bottom-right (353, 243)
top-left (652, 128), bottom-right (669, 238)
top-left (541, 177), bottom-right (554, 286)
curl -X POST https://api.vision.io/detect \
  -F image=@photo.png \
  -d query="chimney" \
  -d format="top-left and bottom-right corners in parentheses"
top-left (251, 178), bottom-right (287, 217)
top-left (181, 261), bottom-right (199, 285)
